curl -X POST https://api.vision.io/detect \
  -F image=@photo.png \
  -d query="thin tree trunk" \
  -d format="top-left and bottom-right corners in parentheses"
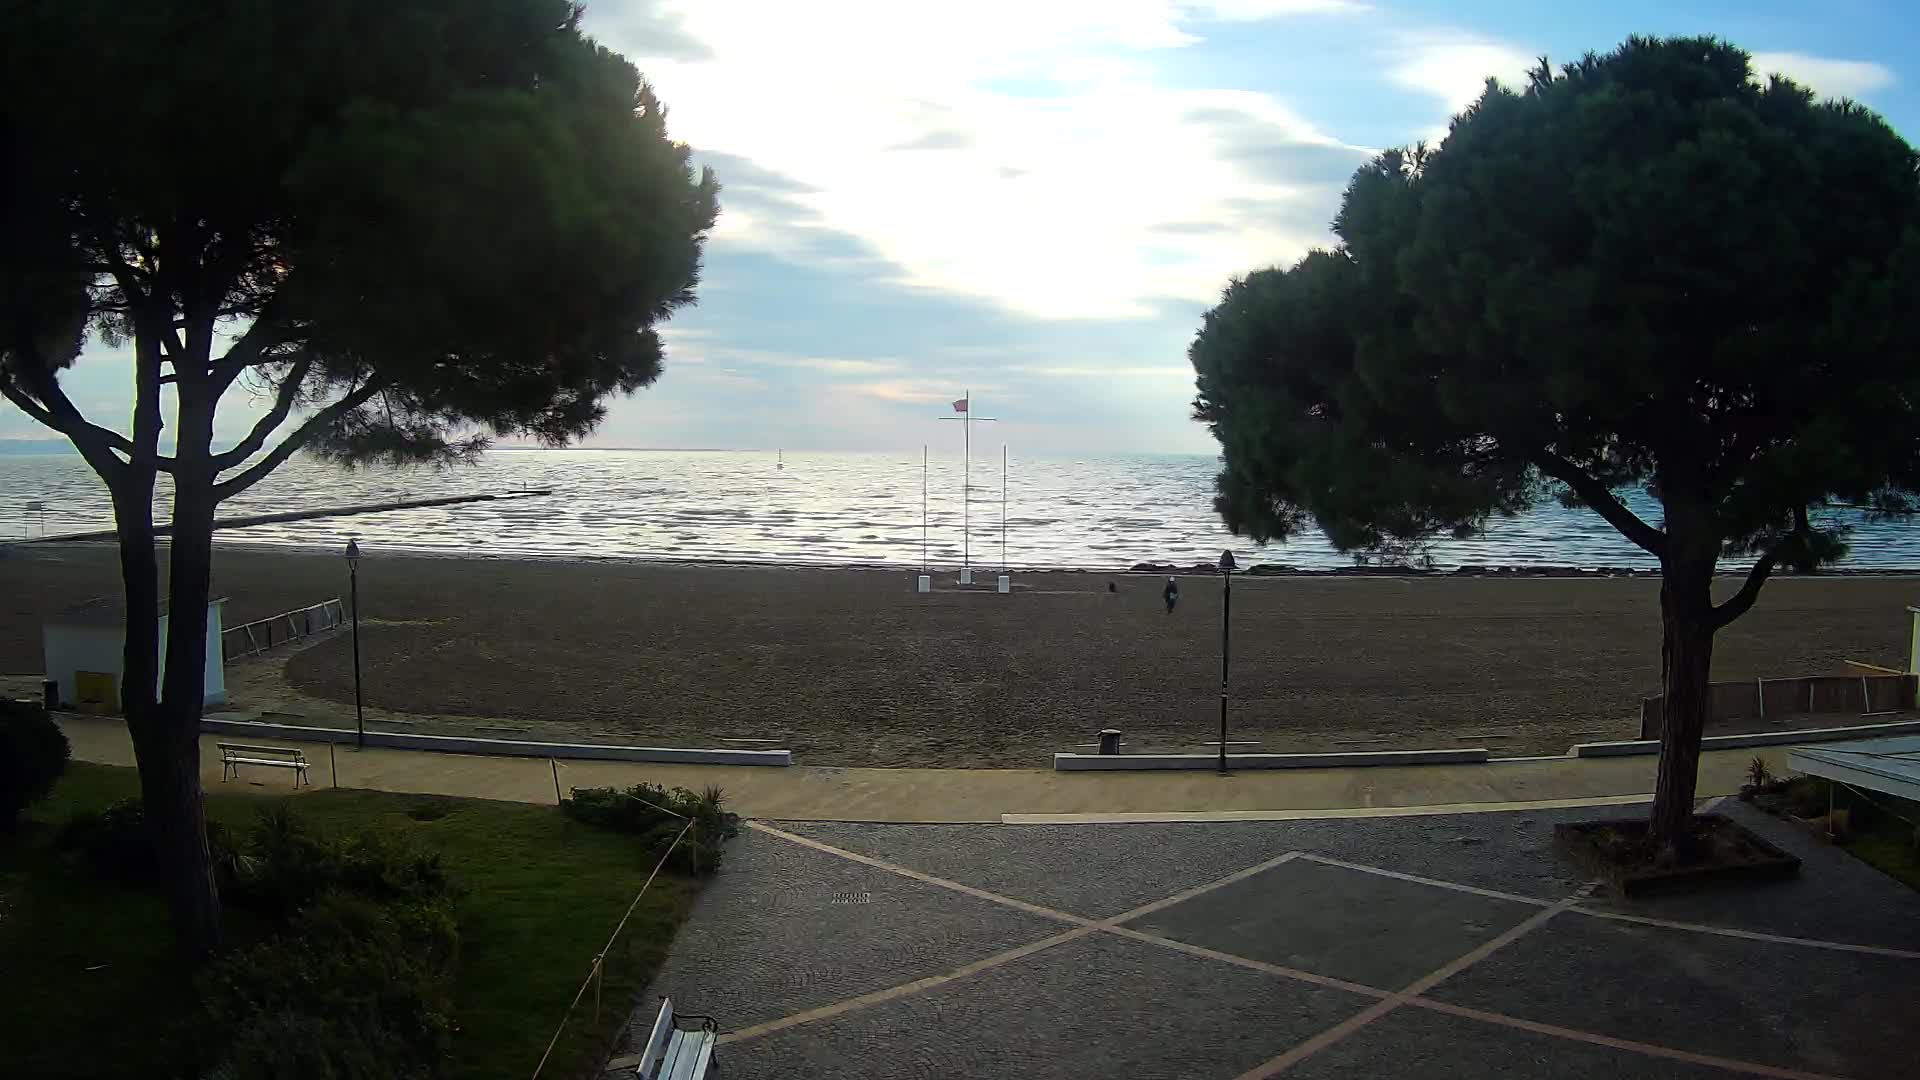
top-left (1649, 590), bottom-right (1714, 850)
top-left (149, 386), bottom-right (223, 956)
top-left (1648, 502), bottom-right (1718, 854)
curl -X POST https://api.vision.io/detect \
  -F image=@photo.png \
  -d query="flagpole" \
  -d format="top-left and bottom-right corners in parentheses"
top-left (937, 392), bottom-right (993, 584)
top-left (921, 444), bottom-right (928, 573)
top-left (1002, 443), bottom-right (1007, 571)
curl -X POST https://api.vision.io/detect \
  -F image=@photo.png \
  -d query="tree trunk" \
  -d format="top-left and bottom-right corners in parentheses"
top-left (1648, 501), bottom-right (1719, 854)
top-left (1649, 587), bottom-right (1714, 850)
top-left (149, 387), bottom-right (224, 957)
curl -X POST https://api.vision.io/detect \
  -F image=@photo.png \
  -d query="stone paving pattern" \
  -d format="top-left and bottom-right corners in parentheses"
top-left (624, 800), bottom-right (1920, 1078)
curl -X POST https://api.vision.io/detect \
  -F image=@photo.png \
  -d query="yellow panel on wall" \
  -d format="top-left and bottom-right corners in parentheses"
top-left (75, 671), bottom-right (117, 715)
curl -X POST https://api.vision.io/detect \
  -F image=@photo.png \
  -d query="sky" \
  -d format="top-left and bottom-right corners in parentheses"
top-left (8, 0), bottom-right (1919, 455)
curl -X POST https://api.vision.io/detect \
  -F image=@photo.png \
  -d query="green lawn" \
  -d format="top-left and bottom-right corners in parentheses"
top-left (0, 764), bottom-right (699, 1080)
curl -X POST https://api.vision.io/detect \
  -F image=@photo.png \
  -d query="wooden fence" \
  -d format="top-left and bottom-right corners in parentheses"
top-left (1639, 674), bottom-right (1917, 739)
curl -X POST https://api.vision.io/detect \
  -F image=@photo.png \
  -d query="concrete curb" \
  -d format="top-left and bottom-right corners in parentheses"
top-left (1052, 748), bottom-right (1490, 771)
top-left (1572, 717), bottom-right (1920, 758)
top-left (197, 716), bottom-right (793, 766)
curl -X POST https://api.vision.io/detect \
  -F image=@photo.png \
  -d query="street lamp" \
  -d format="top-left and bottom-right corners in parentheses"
top-left (345, 538), bottom-right (365, 749)
top-left (1217, 549), bottom-right (1237, 776)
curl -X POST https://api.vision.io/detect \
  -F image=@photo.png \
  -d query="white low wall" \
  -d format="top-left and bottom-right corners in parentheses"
top-left (198, 717), bottom-right (792, 766)
top-left (1053, 748), bottom-right (1490, 771)
top-left (1573, 717), bottom-right (1920, 758)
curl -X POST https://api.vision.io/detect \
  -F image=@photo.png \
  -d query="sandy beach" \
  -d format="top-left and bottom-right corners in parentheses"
top-left (2, 542), bottom-right (1912, 767)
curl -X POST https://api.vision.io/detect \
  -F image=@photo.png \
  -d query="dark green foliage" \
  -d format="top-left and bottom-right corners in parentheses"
top-left (200, 891), bottom-right (460, 1080)
top-left (226, 805), bottom-right (456, 923)
top-left (0, 698), bottom-right (68, 826)
top-left (561, 783), bottom-right (739, 875)
top-left (0, 0), bottom-right (719, 474)
top-left (1191, 35), bottom-right (1920, 842)
top-left (56, 798), bottom-right (242, 885)
top-left (56, 798), bottom-right (160, 881)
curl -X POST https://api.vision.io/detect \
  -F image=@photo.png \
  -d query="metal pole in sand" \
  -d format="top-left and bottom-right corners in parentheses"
top-left (938, 393), bottom-right (994, 584)
top-left (922, 445), bottom-right (928, 572)
top-left (1001, 444), bottom-right (1007, 570)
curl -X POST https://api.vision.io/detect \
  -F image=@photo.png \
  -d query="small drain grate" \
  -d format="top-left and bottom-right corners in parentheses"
top-left (829, 891), bottom-right (873, 905)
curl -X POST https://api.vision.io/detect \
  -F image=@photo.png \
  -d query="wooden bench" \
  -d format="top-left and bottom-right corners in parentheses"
top-left (633, 998), bottom-right (718, 1079)
top-left (218, 743), bottom-right (311, 787)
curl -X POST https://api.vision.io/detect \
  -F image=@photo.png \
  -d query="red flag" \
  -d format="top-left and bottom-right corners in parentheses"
top-left (952, 397), bottom-right (968, 413)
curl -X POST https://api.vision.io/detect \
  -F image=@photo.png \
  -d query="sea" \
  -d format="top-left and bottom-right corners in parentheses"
top-left (2, 449), bottom-right (1917, 571)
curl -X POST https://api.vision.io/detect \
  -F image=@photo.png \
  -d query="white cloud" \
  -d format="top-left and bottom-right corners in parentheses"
top-left (1391, 34), bottom-right (1535, 117)
top-left (588, 1), bottom-right (1365, 320)
top-left (1196, 0), bottom-right (1368, 17)
top-left (1750, 52), bottom-right (1895, 98)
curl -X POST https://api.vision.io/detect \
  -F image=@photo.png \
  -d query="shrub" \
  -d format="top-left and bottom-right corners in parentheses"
top-left (561, 782), bottom-right (740, 874)
top-left (226, 806), bottom-right (454, 923)
top-left (0, 698), bottom-right (70, 827)
top-left (57, 798), bottom-right (158, 881)
top-left (55, 798), bottom-right (243, 887)
top-left (201, 891), bottom-right (459, 1080)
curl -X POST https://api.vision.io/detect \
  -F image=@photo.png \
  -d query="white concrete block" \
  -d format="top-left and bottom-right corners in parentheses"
top-left (959, 567), bottom-right (974, 585)
top-left (916, 574), bottom-right (931, 593)
top-left (1052, 748), bottom-right (1490, 771)
top-left (996, 574), bottom-right (1010, 593)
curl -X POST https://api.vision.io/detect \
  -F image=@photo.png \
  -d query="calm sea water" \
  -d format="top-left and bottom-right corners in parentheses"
top-left (2, 449), bottom-right (1916, 570)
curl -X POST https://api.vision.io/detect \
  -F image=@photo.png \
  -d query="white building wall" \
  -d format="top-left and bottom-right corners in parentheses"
top-left (41, 599), bottom-right (228, 709)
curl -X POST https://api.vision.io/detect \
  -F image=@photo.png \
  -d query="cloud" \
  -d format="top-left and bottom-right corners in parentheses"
top-left (1195, 0), bottom-right (1368, 17)
top-left (887, 130), bottom-right (974, 152)
top-left (1391, 34), bottom-right (1535, 116)
top-left (849, 381), bottom-right (978, 404)
top-left (1014, 364), bottom-right (1194, 379)
top-left (1750, 51), bottom-right (1895, 98)
top-left (587, 2), bottom-right (1367, 321)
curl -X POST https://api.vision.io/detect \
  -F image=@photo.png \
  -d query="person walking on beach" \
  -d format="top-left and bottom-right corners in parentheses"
top-left (1163, 576), bottom-right (1179, 614)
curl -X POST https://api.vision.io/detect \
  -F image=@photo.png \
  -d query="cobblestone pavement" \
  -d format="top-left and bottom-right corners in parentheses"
top-left (617, 801), bottom-right (1920, 1079)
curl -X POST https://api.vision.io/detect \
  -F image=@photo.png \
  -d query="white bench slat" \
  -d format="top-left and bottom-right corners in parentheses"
top-left (635, 998), bottom-right (715, 1080)
top-left (636, 1000), bottom-right (676, 1077)
top-left (662, 1031), bottom-right (714, 1080)
top-left (218, 743), bottom-right (306, 756)
top-left (219, 743), bottom-right (310, 787)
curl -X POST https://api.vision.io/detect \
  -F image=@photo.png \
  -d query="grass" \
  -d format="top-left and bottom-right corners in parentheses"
top-left (0, 763), bottom-right (699, 1080)
top-left (1774, 775), bottom-right (1920, 891)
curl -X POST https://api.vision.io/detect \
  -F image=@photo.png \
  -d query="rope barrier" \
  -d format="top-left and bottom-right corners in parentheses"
top-left (527, 800), bottom-right (696, 1080)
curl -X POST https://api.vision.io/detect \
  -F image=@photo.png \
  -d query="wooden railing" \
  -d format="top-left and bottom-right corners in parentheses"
top-left (1639, 673), bottom-right (1917, 739)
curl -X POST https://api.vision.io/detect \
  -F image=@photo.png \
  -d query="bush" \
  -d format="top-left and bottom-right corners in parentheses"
top-left (201, 891), bottom-right (459, 1080)
top-left (561, 782), bottom-right (739, 874)
top-left (226, 805), bottom-right (455, 923)
top-left (55, 798), bottom-right (243, 887)
top-left (0, 698), bottom-right (69, 827)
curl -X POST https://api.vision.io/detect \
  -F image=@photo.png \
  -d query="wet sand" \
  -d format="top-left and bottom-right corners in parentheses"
top-left (1, 543), bottom-right (1911, 766)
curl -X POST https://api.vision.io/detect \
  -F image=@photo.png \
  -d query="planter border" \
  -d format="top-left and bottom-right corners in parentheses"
top-left (1554, 813), bottom-right (1801, 897)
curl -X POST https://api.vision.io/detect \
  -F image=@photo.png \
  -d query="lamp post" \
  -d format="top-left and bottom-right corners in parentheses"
top-left (345, 538), bottom-right (365, 749)
top-left (1217, 549), bottom-right (1237, 776)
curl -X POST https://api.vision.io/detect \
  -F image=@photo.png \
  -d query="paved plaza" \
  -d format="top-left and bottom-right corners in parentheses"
top-left (620, 801), bottom-right (1920, 1079)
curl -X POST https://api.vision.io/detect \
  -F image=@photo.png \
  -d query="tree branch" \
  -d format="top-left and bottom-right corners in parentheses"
top-left (1531, 450), bottom-right (1667, 558)
top-left (211, 357), bottom-right (312, 472)
top-left (1710, 548), bottom-right (1779, 630)
top-left (212, 379), bottom-right (387, 502)
top-left (1, 365), bottom-right (170, 470)
top-left (1, 376), bottom-right (129, 478)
